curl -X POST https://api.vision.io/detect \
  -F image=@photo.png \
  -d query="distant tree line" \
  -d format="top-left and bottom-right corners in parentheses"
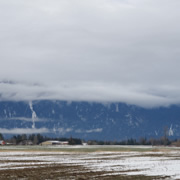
top-left (0, 133), bottom-right (4, 141)
top-left (1, 132), bottom-right (180, 146)
top-left (85, 136), bottom-right (180, 146)
top-left (87, 137), bottom-right (172, 146)
top-left (0, 133), bottom-right (82, 145)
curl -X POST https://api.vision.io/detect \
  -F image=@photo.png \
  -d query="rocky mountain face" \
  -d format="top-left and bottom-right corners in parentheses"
top-left (0, 100), bottom-right (180, 140)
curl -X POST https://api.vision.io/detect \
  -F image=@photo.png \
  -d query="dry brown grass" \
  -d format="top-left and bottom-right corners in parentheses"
top-left (0, 164), bottom-right (169, 180)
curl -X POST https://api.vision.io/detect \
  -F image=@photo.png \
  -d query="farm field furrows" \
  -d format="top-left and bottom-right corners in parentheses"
top-left (0, 145), bottom-right (180, 179)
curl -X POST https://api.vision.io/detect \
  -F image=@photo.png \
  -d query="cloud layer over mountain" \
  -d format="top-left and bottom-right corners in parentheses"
top-left (0, 0), bottom-right (180, 107)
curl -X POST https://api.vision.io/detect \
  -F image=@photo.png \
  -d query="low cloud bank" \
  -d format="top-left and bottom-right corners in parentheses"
top-left (0, 81), bottom-right (180, 108)
top-left (0, 128), bottom-right (49, 134)
top-left (75, 128), bottom-right (103, 133)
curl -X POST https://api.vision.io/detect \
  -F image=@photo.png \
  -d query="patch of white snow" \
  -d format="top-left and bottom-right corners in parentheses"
top-left (29, 101), bottom-right (37, 129)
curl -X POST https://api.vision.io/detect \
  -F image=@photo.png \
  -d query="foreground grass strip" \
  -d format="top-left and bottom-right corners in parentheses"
top-left (0, 145), bottom-right (170, 153)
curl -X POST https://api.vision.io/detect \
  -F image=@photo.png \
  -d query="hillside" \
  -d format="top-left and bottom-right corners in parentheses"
top-left (0, 101), bottom-right (180, 140)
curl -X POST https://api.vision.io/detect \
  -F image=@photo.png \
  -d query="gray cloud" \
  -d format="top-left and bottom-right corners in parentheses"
top-left (75, 128), bottom-right (103, 133)
top-left (0, 128), bottom-right (49, 134)
top-left (4, 117), bottom-right (46, 122)
top-left (0, 0), bottom-right (180, 108)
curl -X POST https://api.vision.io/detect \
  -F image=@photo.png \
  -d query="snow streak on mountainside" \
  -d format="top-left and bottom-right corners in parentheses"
top-left (29, 101), bottom-right (37, 129)
top-left (0, 101), bottom-right (180, 140)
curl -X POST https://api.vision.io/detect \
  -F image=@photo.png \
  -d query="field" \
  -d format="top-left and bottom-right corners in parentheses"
top-left (0, 145), bottom-right (180, 179)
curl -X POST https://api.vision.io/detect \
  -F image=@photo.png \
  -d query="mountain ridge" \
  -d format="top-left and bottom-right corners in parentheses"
top-left (0, 100), bottom-right (180, 140)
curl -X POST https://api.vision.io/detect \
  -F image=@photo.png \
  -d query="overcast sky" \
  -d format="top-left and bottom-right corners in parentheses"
top-left (0, 0), bottom-right (180, 108)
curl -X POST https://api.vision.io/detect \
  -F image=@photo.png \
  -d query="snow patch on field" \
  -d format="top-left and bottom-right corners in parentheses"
top-left (0, 149), bottom-right (180, 179)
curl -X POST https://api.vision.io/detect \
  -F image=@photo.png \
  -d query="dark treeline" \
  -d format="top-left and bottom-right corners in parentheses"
top-left (1, 133), bottom-right (180, 146)
top-left (87, 137), bottom-right (175, 146)
top-left (0, 133), bottom-right (82, 145)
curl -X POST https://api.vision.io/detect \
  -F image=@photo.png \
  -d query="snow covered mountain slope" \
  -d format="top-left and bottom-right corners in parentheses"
top-left (0, 100), bottom-right (180, 140)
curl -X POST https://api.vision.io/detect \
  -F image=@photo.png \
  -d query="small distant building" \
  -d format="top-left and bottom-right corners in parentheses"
top-left (82, 142), bottom-right (87, 146)
top-left (40, 140), bottom-right (69, 146)
top-left (0, 140), bottom-right (5, 145)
